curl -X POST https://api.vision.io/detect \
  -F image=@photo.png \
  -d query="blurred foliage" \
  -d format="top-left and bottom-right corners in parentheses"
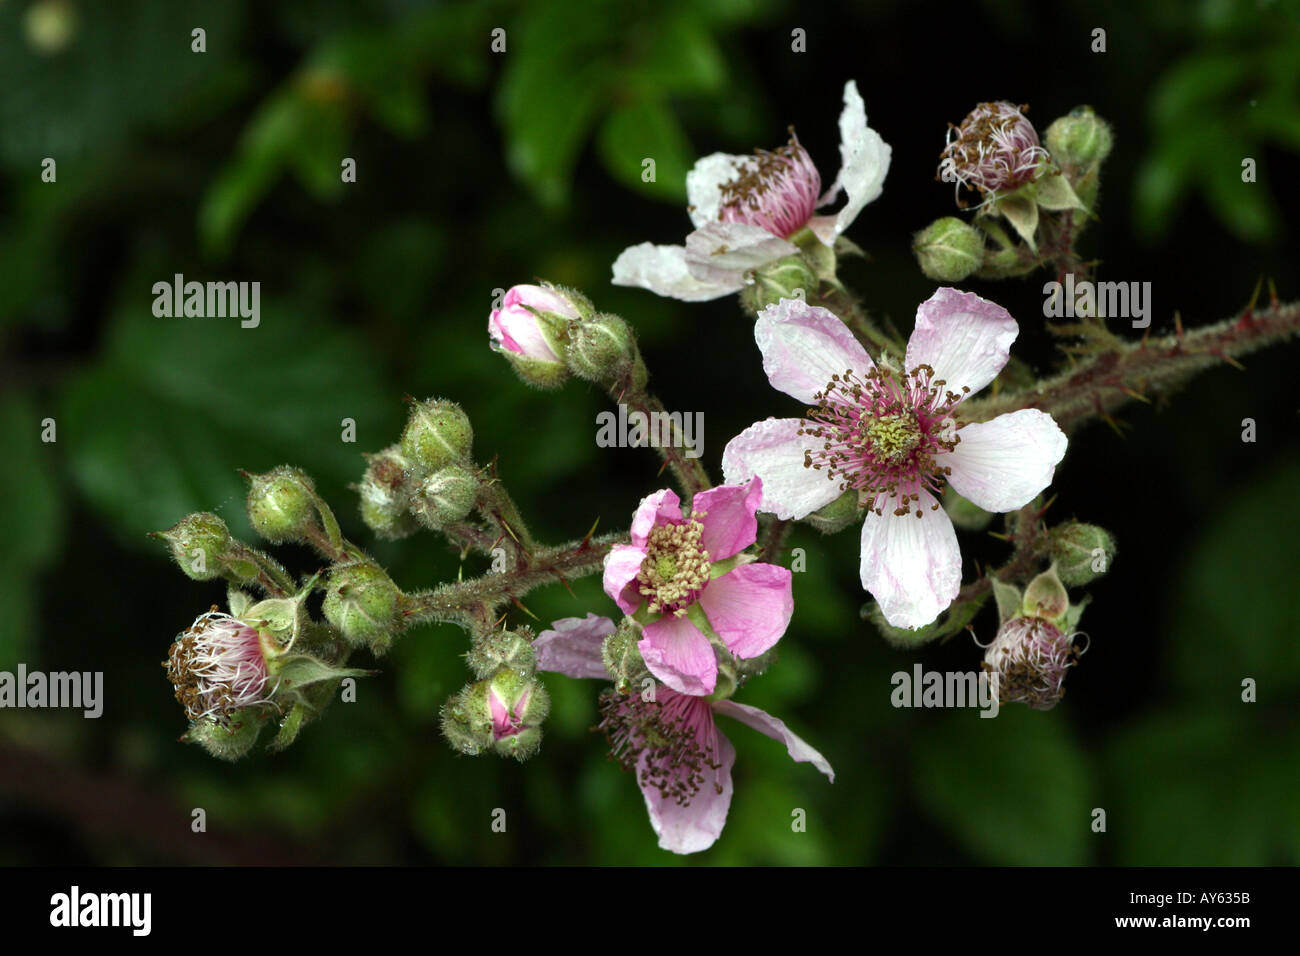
top-left (0, 0), bottom-right (1296, 865)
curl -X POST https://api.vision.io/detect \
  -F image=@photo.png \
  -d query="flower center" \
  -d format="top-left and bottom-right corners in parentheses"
top-left (982, 618), bottom-right (1081, 711)
top-left (165, 608), bottom-right (271, 724)
top-left (636, 517), bottom-right (712, 616)
top-left (718, 133), bottom-right (821, 239)
top-left (798, 364), bottom-right (966, 516)
top-left (596, 689), bottom-right (723, 807)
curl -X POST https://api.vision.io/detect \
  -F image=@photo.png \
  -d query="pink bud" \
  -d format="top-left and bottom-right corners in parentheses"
top-left (488, 284), bottom-right (575, 362)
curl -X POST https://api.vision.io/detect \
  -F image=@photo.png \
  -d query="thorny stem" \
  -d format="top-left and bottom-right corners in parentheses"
top-left (475, 469), bottom-right (537, 564)
top-left (962, 296), bottom-right (1300, 434)
top-left (401, 530), bottom-right (628, 633)
top-left (619, 388), bottom-right (712, 499)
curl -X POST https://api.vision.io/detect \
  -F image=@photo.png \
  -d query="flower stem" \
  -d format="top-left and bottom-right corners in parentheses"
top-left (618, 388), bottom-right (712, 499)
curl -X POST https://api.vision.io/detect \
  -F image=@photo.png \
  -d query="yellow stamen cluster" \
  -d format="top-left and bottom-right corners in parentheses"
top-left (636, 516), bottom-right (712, 616)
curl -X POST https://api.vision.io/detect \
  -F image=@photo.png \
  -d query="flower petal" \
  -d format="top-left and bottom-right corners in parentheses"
top-left (816, 80), bottom-right (892, 238)
top-left (945, 409), bottom-right (1068, 513)
top-left (534, 614), bottom-right (615, 680)
top-left (639, 719), bottom-right (735, 854)
top-left (603, 544), bottom-right (647, 614)
top-left (611, 243), bottom-right (743, 302)
top-left (686, 152), bottom-right (753, 227)
top-left (691, 479), bottom-right (762, 561)
top-left (905, 288), bottom-right (1018, 398)
top-left (722, 418), bottom-right (844, 520)
top-left (712, 700), bottom-right (835, 782)
top-left (684, 222), bottom-right (797, 282)
top-left (698, 562), bottom-right (793, 659)
top-left (638, 614), bottom-right (717, 696)
top-left (755, 297), bottom-right (873, 403)
top-left (859, 490), bottom-right (962, 630)
top-left (631, 487), bottom-right (682, 546)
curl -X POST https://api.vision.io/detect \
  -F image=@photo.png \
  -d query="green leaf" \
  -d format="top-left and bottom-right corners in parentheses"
top-left (597, 98), bottom-right (693, 203)
top-left (912, 707), bottom-right (1093, 864)
top-left (58, 299), bottom-right (391, 547)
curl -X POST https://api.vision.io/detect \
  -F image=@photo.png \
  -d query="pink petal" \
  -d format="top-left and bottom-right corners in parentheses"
top-left (631, 487), bottom-right (682, 547)
top-left (945, 409), bottom-right (1068, 513)
top-left (755, 297), bottom-right (874, 404)
top-left (905, 288), bottom-right (1018, 398)
top-left (686, 152), bottom-right (754, 227)
top-left (638, 719), bottom-right (735, 854)
top-left (684, 222), bottom-right (797, 282)
top-left (638, 614), bottom-right (717, 696)
top-left (712, 700), bottom-right (835, 781)
top-left (534, 614), bottom-right (616, 680)
top-left (721, 418), bottom-right (844, 520)
top-left (698, 563), bottom-right (793, 660)
top-left (691, 479), bottom-right (762, 561)
top-left (611, 243), bottom-right (743, 302)
top-left (859, 490), bottom-right (962, 629)
top-left (603, 544), bottom-right (648, 614)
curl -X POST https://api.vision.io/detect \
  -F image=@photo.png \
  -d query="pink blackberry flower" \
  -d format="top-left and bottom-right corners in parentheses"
top-left (165, 609), bottom-right (273, 724)
top-left (722, 291), bottom-right (1068, 630)
top-left (938, 101), bottom-right (1049, 205)
top-left (982, 616), bottom-right (1085, 710)
top-left (601, 479), bottom-right (792, 696)
top-left (612, 80), bottom-right (891, 301)
top-left (534, 614), bottom-right (833, 855)
top-left (488, 284), bottom-right (574, 363)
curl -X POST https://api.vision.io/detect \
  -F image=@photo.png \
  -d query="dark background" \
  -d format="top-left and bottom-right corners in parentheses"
top-left (0, 0), bottom-right (1297, 864)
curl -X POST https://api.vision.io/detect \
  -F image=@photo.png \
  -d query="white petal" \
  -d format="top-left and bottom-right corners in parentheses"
top-left (683, 222), bottom-right (796, 286)
top-left (533, 614), bottom-right (616, 680)
top-left (611, 242), bottom-right (744, 302)
top-left (859, 490), bottom-right (962, 630)
top-left (721, 418), bottom-right (843, 520)
top-left (817, 80), bottom-right (891, 237)
top-left (755, 297), bottom-right (873, 404)
top-left (905, 287), bottom-right (1018, 397)
top-left (686, 152), bottom-right (754, 227)
top-left (945, 409), bottom-right (1068, 513)
top-left (713, 700), bottom-right (835, 781)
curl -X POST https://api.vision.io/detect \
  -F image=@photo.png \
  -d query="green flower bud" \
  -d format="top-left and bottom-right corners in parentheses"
top-left (400, 398), bottom-right (473, 474)
top-left (411, 463), bottom-right (478, 529)
top-left (566, 313), bottom-right (644, 388)
top-left (913, 217), bottom-right (984, 282)
top-left (601, 618), bottom-right (649, 694)
top-left (805, 488), bottom-right (861, 534)
top-left (739, 255), bottom-right (818, 315)
top-left (245, 466), bottom-right (319, 544)
top-left (322, 561), bottom-right (402, 654)
top-left (942, 486), bottom-right (993, 531)
top-left (440, 681), bottom-right (494, 756)
top-left (1048, 522), bottom-right (1116, 586)
top-left (486, 667), bottom-right (549, 761)
top-left (154, 512), bottom-right (233, 581)
top-left (357, 446), bottom-right (419, 540)
top-left (467, 628), bottom-right (537, 679)
top-left (1045, 106), bottom-right (1113, 170)
top-left (180, 707), bottom-right (267, 761)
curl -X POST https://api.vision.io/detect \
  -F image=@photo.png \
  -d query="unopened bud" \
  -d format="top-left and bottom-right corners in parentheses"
top-left (322, 561), bottom-right (402, 654)
top-left (805, 488), bottom-right (861, 534)
top-left (913, 217), bottom-right (984, 282)
top-left (400, 398), bottom-right (473, 474)
top-left (601, 618), bottom-right (649, 693)
top-left (1048, 522), bottom-right (1116, 586)
top-left (489, 283), bottom-right (583, 389)
top-left (357, 446), bottom-right (419, 540)
top-left (411, 463), bottom-right (478, 529)
top-left (566, 313), bottom-right (644, 388)
top-left (487, 667), bottom-right (549, 760)
top-left (155, 512), bottom-right (233, 581)
top-left (1045, 106), bottom-right (1113, 170)
top-left (467, 628), bottom-right (537, 679)
top-left (740, 255), bottom-right (818, 315)
top-left (245, 466), bottom-right (318, 544)
top-left (180, 708), bottom-right (268, 761)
